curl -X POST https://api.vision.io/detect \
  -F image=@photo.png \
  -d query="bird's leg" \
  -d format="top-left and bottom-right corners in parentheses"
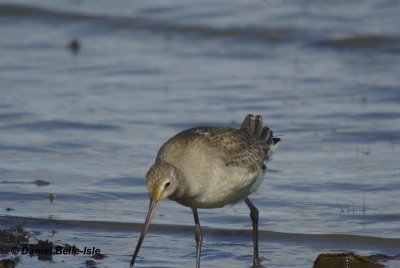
top-left (245, 198), bottom-right (261, 267)
top-left (192, 208), bottom-right (203, 268)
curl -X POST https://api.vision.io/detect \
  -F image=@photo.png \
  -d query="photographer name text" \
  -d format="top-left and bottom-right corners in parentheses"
top-left (12, 245), bottom-right (100, 256)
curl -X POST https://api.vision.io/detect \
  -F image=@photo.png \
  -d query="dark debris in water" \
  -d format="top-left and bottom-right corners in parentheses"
top-left (85, 259), bottom-right (97, 268)
top-left (92, 252), bottom-right (105, 260)
top-left (316, 35), bottom-right (400, 54)
top-left (0, 225), bottom-right (30, 244)
top-left (48, 194), bottom-right (56, 203)
top-left (0, 180), bottom-right (50, 188)
top-left (67, 38), bottom-right (80, 55)
top-left (33, 180), bottom-right (50, 187)
top-left (0, 258), bottom-right (16, 268)
top-left (34, 240), bottom-right (53, 261)
top-left (313, 252), bottom-right (386, 268)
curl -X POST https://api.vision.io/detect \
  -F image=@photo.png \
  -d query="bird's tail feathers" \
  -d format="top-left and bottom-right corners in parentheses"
top-left (240, 114), bottom-right (280, 158)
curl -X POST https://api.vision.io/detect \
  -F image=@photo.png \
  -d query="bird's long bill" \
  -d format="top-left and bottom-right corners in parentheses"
top-left (130, 198), bottom-right (159, 267)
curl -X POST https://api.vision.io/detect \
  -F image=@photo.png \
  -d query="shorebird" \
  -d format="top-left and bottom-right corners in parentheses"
top-left (130, 114), bottom-right (280, 268)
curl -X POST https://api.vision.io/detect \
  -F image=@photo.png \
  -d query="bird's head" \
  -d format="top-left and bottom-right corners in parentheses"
top-left (146, 162), bottom-right (179, 202)
top-left (130, 161), bottom-right (181, 267)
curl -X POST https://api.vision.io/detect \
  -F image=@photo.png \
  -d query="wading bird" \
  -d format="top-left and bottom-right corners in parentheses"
top-left (131, 114), bottom-right (280, 268)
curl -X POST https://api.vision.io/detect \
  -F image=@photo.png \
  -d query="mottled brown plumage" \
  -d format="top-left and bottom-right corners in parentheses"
top-left (157, 114), bottom-right (278, 174)
top-left (131, 114), bottom-right (280, 268)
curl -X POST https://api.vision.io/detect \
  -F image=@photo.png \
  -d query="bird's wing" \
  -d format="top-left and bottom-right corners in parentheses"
top-left (204, 128), bottom-right (266, 173)
top-left (156, 115), bottom-right (280, 173)
top-left (158, 127), bottom-right (264, 173)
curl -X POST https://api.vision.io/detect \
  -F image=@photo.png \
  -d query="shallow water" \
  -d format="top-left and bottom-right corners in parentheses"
top-left (1, 0), bottom-right (400, 267)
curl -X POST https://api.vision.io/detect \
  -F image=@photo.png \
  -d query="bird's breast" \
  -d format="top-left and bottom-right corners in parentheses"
top-left (173, 164), bottom-right (264, 209)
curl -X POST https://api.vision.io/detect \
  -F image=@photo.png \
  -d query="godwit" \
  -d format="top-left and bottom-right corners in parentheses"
top-left (131, 114), bottom-right (280, 267)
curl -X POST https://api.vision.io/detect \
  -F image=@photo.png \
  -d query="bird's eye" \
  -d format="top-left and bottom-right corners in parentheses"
top-left (165, 182), bottom-right (171, 188)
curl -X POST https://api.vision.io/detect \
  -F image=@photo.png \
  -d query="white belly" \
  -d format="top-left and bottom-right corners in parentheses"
top-left (189, 165), bottom-right (266, 208)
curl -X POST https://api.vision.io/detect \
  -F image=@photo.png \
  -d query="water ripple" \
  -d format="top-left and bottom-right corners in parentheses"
top-left (1, 215), bottom-right (399, 251)
top-left (3, 120), bottom-right (120, 131)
